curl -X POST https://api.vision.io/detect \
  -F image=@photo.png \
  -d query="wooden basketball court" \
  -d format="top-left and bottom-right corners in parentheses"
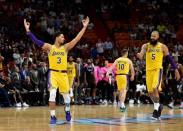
top-left (0, 104), bottom-right (183, 131)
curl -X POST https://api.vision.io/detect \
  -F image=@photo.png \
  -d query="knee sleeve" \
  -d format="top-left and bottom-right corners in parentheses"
top-left (62, 93), bottom-right (71, 104)
top-left (49, 89), bottom-right (57, 102)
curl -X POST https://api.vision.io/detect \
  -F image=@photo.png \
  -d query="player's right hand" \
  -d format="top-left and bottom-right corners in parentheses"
top-left (136, 53), bottom-right (141, 59)
top-left (24, 19), bottom-right (30, 32)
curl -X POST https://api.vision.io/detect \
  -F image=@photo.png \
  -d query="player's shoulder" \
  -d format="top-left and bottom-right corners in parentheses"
top-left (115, 57), bottom-right (121, 61)
top-left (141, 43), bottom-right (148, 50)
top-left (127, 58), bottom-right (132, 63)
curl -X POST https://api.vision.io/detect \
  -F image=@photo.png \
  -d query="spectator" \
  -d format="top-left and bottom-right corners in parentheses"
top-left (96, 39), bottom-right (104, 56)
top-left (29, 64), bottom-right (39, 91)
top-left (0, 53), bottom-right (4, 71)
top-left (0, 71), bottom-right (11, 107)
top-left (13, 49), bottom-right (21, 68)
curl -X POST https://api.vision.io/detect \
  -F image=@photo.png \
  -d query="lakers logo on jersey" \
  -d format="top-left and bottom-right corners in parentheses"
top-left (52, 51), bottom-right (65, 56)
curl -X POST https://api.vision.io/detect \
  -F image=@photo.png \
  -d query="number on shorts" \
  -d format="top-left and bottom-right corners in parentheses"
top-left (57, 57), bottom-right (61, 64)
top-left (118, 64), bottom-right (124, 70)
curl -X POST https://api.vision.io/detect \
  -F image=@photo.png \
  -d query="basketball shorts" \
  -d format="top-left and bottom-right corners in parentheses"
top-left (146, 68), bottom-right (163, 92)
top-left (116, 75), bottom-right (129, 91)
top-left (48, 71), bottom-right (69, 93)
top-left (68, 76), bottom-right (75, 88)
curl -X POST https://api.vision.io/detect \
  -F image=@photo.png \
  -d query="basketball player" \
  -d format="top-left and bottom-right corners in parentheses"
top-left (167, 58), bottom-right (183, 109)
top-left (67, 56), bottom-right (77, 102)
top-left (137, 31), bottom-right (180, 120)
top-left (24, 17), bottom-right (89, 124)
top-left (108, 49), bottom-right (135, 112)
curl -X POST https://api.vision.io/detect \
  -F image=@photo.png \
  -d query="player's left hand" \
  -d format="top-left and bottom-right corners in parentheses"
top-left (175, 69), bottom-right (180, 81)
top-left (130, 75), bottom-right (134, 81)
top-left (82, 16), bottom-right (90, 27)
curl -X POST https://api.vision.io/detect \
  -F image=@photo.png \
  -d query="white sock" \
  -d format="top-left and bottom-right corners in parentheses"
top-left (169, 102), bottom-right (174, 106)
top-left (154, 103), bottom-right (160, 111)
top-left (65, 103), bottom-right (70, 112)
top-left (120, 102), bottom-right (125, 108)
top-left (69, 88), bottom-right (73, 97)
top-left (50, 110), bottom-right (55, 116)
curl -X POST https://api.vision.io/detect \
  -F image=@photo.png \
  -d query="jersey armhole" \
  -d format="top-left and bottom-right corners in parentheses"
top-left (48, 45), bottom-right (53, 56)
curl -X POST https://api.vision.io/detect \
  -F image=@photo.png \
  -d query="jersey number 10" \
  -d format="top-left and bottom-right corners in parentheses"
top-left (118, 64), bottom-right (124, 70)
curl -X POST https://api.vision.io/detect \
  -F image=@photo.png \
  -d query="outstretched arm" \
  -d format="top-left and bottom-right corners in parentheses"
top-left (24, 19), bottom-right (51, 52)
top-left (137, 44), bottom-right (147, 60)
top-left (162, 44), bottom-right (180, 81)
top-left (64, 17), bottom-right (89, 52)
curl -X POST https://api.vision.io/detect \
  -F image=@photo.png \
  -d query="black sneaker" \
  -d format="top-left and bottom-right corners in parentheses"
top-left (151, 110), bottom-right (159, 120)
top-left (158, 104), bottom-right (163, 118)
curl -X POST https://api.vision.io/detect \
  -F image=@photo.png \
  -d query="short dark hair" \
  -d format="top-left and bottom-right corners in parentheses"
top-left (120, 48), bottom-right (128, 56)
top-left (54, 31), bottom-right (64, 38)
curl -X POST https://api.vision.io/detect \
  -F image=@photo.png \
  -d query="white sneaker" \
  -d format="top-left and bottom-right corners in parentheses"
top-left (129, 99), bottom-right (134, 104)
top-left (179, 103), bottom-right (183, 109)
top-left (16, 102), bottom-right (22, 107)
top-left (108, 100), bottom-right (112, 104)
top-left (22, 102), bottom-right (29, 107)
top-left (102, 99), bottom-right (108, 105)
top-left (137, 99), bottom-right (141, 104)
top-left (113, 101), bottom-right (117, 106)
top-left (168, 102), bottom-right (174, 109)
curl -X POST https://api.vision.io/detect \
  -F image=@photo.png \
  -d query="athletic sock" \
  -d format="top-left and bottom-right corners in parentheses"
top-left (50, 110), bottom-right (55, 116)
top-left (154, 103), bottom-right (160, 111)
top-left (120, 102), bottom-right (125, 108)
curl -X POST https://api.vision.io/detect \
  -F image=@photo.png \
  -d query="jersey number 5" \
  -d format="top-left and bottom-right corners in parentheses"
top-left (152, 54), bottom-right (155, 60)
top-left (57, 57), bottom-right (61, 64)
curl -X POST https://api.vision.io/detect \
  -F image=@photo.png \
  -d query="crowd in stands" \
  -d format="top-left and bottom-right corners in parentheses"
top-left (0, 0), bottom-right (183, 108)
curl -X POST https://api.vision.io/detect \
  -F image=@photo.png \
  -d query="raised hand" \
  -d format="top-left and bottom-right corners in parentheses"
top-left (24, 19), bottom-right (30, 32)
top-left (82, 16), bottom-right (90, 28)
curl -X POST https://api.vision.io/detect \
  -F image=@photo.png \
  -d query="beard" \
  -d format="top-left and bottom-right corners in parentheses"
top-left (150, 39), bottom-right (158, 46)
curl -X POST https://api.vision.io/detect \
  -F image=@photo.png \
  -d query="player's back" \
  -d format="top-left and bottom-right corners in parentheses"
top-left (146, 42), bottom-right (163, 71)
top-left (116, 57), bottom-right (130, 75)
top-left (48, 45), bottom-right (67, 71)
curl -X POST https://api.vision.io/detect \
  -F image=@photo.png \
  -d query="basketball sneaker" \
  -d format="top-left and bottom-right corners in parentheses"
top-left (151, 110), bottom-right (159, 120)
top-left (167, 102), bottom-right (174, 109)
top-left (16, 102), bottom-right (21, 107)
top-left (179, 102), bottom-right (183, 109)
top-left (120, 107), bottom-right (126, 112)
top-left (65, 111), bottom-right (71, 122)
top-left (50, 116), bottom-right (57, 124)
top-left (158, 104), bottom-right (163, 118)
top-left (22, 102), bottom-right (29, 107)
